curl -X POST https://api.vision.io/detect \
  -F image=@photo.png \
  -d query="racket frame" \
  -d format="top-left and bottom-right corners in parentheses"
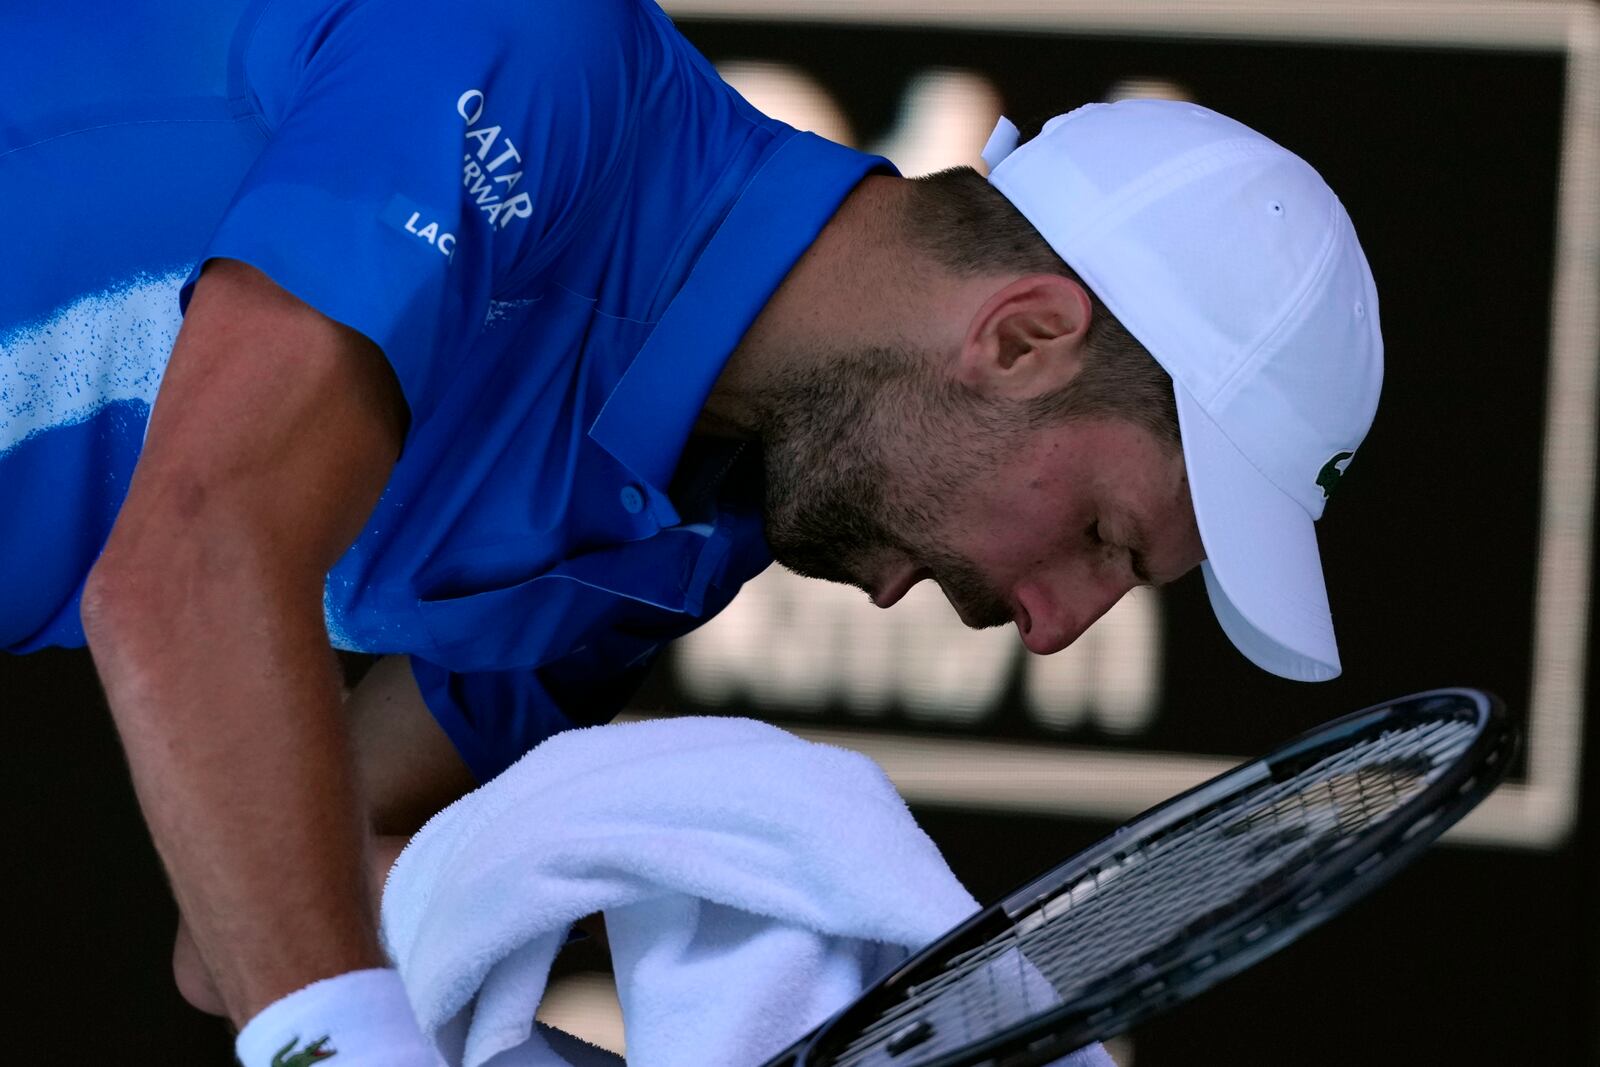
top-left (766, 687), bottom-right (1515, 1067)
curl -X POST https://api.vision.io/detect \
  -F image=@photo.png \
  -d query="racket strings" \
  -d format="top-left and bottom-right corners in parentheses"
top-left (828, 718), bottom-right (1476, 1067)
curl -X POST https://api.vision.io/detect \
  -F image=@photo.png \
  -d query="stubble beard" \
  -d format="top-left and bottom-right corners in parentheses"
top-left (755, 346), bottom-right (1019, 629)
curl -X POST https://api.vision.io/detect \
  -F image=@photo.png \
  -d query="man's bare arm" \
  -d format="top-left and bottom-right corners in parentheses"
top-left (83, 258), bottom-right (408, 1027)
top-left (347, 655), bottom-right (479, 836)
top-left (174, 654), bottom-right (477, 1015)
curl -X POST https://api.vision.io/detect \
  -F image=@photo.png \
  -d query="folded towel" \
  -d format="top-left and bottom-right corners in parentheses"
top-left (381, 716), bottom-right (1111, 1067)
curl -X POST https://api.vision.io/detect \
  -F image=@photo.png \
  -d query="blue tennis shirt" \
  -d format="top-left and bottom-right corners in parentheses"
top-left (0, 0), bottom-right (890, 780)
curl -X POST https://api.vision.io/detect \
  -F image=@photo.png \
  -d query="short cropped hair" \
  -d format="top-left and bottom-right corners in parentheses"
top-left (900, 160), bottom-right (1181, 449)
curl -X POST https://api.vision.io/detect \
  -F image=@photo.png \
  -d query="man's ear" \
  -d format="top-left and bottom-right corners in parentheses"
top-left (956, 274), bottom-right (1094, 399)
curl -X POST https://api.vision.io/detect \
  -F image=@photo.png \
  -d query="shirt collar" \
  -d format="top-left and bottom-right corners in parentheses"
top-left (588, 131), bottom-right (893, 519)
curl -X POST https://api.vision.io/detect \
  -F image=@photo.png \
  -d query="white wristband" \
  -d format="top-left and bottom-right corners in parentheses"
top-left (235, 968), bottom-right (442, 1067)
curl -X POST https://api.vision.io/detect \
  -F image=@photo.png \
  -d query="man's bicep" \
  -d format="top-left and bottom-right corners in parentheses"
top-left (347, 656), bottom-right (477, 835)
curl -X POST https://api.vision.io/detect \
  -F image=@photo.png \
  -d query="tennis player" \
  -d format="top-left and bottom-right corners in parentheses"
top-left (1, 0), bottom-right (1381, 1061)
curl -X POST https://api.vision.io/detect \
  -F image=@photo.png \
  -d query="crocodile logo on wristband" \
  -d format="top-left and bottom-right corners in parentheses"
top-left (271, 1035), bottom-right (336, 1066)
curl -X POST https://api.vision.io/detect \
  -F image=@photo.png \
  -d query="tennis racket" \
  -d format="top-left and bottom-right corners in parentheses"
top-left (761, 687), bottom-right (1516, 1067)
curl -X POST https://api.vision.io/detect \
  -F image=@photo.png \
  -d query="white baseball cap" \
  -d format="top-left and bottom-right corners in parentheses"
top-left (981, 101), bottom-right (1383, 682)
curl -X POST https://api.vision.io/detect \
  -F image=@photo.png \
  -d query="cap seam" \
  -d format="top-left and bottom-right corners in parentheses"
top-left (1035, 139), bottom-right (1281, 254)
top-left (1212, 187), bottom-right (1343, 407)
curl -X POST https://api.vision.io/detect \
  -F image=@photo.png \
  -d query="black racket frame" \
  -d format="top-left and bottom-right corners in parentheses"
top-left (764, 687), bottom-right (1517, 1067)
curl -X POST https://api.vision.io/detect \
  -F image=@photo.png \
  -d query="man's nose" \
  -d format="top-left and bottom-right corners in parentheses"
top-left (1015, 576), bottom-right (1131, 656)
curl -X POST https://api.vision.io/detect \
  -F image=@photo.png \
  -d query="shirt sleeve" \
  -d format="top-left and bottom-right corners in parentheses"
top-left (180, 0), bottom-right (641, 431)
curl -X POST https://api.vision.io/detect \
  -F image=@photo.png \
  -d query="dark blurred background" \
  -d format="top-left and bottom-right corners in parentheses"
top-left (4, 2), bottom-right (1596, 1063)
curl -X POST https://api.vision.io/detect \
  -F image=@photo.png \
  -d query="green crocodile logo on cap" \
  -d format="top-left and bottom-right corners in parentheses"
top-left (272, 1036), bottom-right (336, 1067)
top-left (1316, 451), bottom-right (1355, 500)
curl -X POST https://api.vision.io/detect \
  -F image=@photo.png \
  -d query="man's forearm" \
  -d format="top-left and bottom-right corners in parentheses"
top-left (86, 558), bottom-right (382, 1026)
top-left (172, 653), bottom-right (480, 1018)
top-left (175, 833), bottom-right (415, 1018)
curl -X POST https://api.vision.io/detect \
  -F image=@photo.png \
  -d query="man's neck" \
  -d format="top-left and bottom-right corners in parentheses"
top-left (694, 174), bottom-right (917, 439)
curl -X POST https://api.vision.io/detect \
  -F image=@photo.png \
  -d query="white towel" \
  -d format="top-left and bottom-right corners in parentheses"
top-left (381, 716), bottom-right (1112, 1067)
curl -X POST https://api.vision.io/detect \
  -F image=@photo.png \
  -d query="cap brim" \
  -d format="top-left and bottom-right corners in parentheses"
top-left (1174, 382), bottom-right (1341, 681)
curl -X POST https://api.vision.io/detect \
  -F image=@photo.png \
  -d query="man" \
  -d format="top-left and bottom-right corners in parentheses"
top-left (2, 0), bottom-right (1381, 1062)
